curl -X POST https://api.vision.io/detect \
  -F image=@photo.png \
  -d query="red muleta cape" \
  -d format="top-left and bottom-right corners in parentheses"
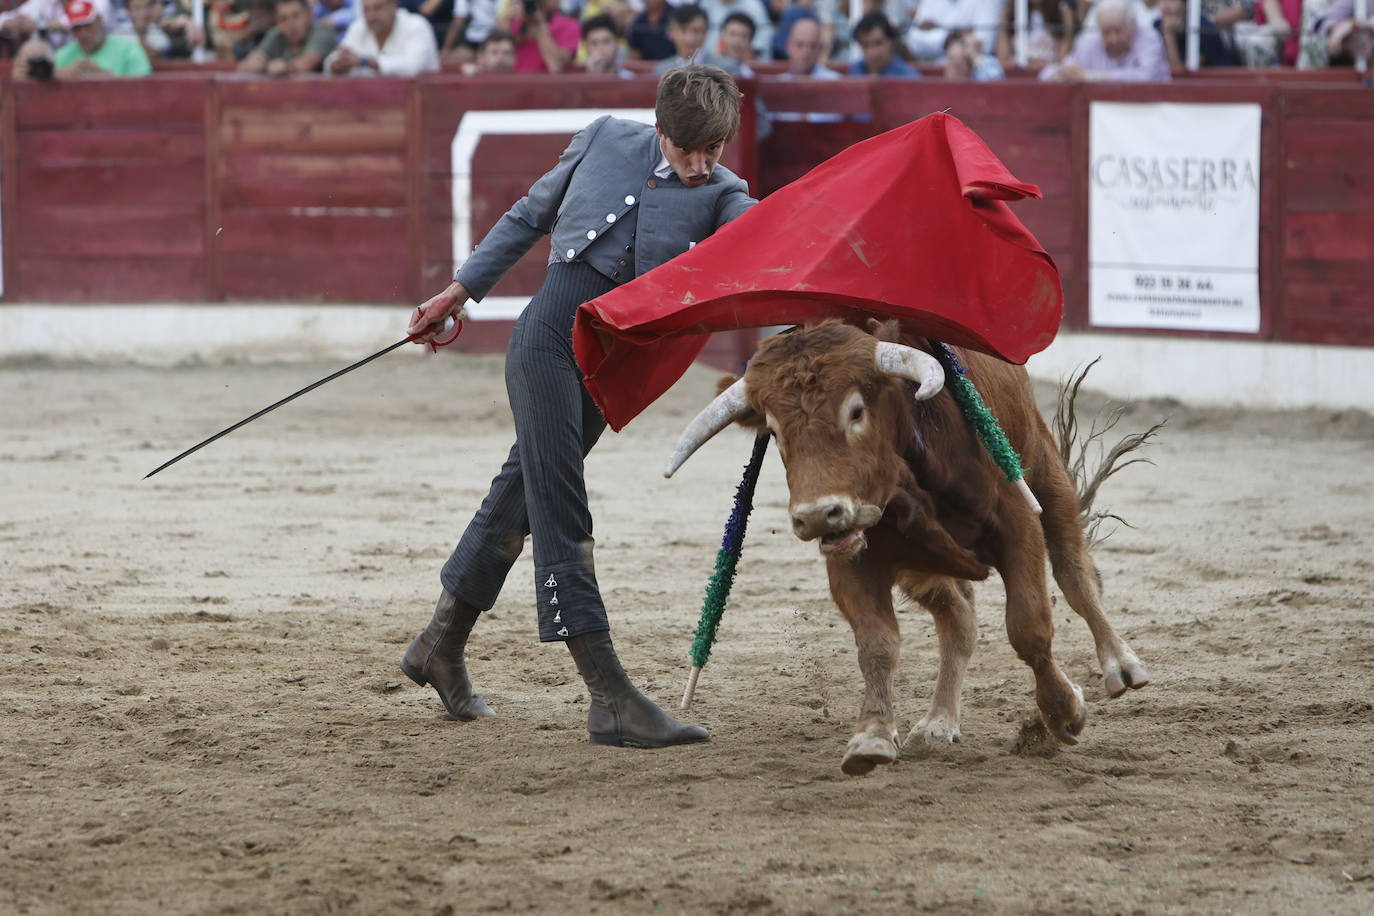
top-left (573, 112), bottom-right (1063, 432)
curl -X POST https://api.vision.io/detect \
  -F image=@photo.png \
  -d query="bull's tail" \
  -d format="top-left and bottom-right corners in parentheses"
top-left (1051, 359), bottom-right (1166, 550)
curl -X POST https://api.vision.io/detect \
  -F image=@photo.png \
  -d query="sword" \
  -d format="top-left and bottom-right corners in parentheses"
top-left (144, 314), bottom-right (460, 480)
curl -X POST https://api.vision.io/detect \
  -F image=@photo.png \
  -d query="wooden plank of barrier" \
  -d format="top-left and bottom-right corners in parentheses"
top-left (214, 77), bottom-right (413, 302)
top-left (9, 78), bottom-right (209, 303)
top-left (1273, 87), bottom-right (1374, 345)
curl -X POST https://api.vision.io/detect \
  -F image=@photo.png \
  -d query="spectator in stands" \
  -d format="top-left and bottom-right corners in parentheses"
top-left (771, 15), bottom-right (844, 124)
top-left (209, 0), bottom-right (251, 59)
top-left (782, 12), bottom-right (835, 76)
top-left (850, 10), bottom-right (920, 74)
top-left (443, 0), bottom-right (496, 59)
top-left (315, 0), bottom-right (357, 35)
top-left (239, 0), bottom-right (336, 72)
top-left (1252, 0), bottom-right (1298, 65)
top-left (772, 0), bottom-right (838, 62)
top-left (158, 0), bottom-right (208, 57)
top-left (1220, 0), bottom-right (1294, 66)
top-left (232, 0), bottom-right (278, 59)
top-left (996, 0), bottom-right (1075, 68)
top-left (325, 0), bottom-right (439, 74)
top-left (581, 13), bottom-right (634, 76)
top-left (943, 26), bottom-right (1002, 76)
top-left (497, 0), bottom-right (577, 72)
top-left (626, 0), bottom-right (673, 59)
top-left (702, 0), bottom-right (772, 61)
top-left (907, 0), bottom-right (1003, 62)
top-left (466, 24), bottom-right (513, 69)
top-left (717, 9), bottom-right (758, 66)
top-left (1308, 0), bottom-right (1373, 66)
top-left (1154, 0), bottom-right (1232, 69)
top-left (53, 0), bottom-right (152, 74)
top-left (653, 3), bottom-right (739, 73)
top-left (1039, 0), bottom-right (1169, 79)
top-left (2, 0), bottom-right (114, 76)
top-left (115, 0), bottom-right (172, 58)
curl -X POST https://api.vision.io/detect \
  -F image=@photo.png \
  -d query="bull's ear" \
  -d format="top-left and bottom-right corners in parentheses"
top-left (864, 318), bottom-right (902, 342)
top-left (715, 374), bottom-right (765, 431)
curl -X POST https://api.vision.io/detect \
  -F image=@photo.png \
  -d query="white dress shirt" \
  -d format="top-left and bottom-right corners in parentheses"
top-left (328, 7), bottom-right (439, 76)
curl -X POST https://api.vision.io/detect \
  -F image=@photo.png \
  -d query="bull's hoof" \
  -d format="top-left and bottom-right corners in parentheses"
top-left (1102, 649), bottom-right (1151, 698)
top-left (909, 714), bottom-right (961, 748)
top-left (1040, 682), bottom-right (1087, 746)
top-left (841, 732), bottom-right (898, 776)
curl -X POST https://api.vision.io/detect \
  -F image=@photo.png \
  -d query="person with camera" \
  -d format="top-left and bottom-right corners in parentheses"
top-left (37, 0), bottom-right (151, 77)
top-left (495, 0), bottom-right (577, 72)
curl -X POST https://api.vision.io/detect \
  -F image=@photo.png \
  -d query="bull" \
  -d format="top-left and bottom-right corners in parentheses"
top-left (665, 320), bottom-right (1150, 775)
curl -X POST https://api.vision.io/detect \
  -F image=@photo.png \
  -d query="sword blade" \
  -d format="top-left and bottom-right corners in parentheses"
top-left (144, 336), bottom-right (411, 480)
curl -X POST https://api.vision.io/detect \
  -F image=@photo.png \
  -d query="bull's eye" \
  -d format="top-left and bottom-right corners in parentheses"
top-left (849, 404), bottom-right (864, 423)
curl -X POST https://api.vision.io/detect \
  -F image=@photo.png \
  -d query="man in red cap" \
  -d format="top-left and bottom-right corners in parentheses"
top-left (54, 0), bottom-right (152, 77)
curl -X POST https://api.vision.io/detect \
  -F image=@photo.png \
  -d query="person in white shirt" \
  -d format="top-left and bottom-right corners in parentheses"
top-left (906, 0), bottom-right (1002, 61)
top-left (325, 0), bottom-right (438, 74)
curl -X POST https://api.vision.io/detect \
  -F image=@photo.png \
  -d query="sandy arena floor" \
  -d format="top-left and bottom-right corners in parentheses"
top-left (2, 349), bottom-right (1373, 915)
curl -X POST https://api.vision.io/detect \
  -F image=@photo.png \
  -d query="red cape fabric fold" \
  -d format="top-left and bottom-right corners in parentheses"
top-left (573, 112), bottom-right (1064, 432)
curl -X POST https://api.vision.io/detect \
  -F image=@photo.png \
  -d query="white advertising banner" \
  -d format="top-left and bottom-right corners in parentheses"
top-left (1089, 102), bottom-right (1261, 333)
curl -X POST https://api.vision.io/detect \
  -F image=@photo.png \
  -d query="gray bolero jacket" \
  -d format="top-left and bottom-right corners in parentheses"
top-left (454, 115), bottom-right (756, 300)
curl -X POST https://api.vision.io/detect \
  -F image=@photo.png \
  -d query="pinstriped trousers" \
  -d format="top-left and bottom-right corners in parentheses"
top-left (440, 262), bottom-right (618, 642)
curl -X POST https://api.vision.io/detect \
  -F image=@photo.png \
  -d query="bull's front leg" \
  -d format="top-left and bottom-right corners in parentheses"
top-left (829, 557), bottom-right (901, 776)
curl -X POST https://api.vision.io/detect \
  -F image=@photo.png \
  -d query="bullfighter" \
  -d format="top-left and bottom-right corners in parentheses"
top-left (402, 66), bottom-right (756, 748)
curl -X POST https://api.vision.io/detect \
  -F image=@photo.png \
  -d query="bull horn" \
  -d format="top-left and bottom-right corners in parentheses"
top-left (874, 342), bottom-right (945, 400)
top-left (664, 378), bottom-right (750, 478)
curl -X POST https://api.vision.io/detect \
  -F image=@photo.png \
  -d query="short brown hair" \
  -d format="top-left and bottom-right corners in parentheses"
top-left (654, 66), bottom-right (742, 149)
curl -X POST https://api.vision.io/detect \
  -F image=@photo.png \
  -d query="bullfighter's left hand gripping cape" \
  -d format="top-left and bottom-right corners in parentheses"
top-left (572, 112), bottom-right (1064, 432)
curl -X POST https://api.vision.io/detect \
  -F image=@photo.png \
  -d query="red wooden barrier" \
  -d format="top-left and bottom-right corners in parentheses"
top-left (5, 79), bottom-right (209, 302)
top-left (215, 78), bottom-right (417, 303)
top-left (1, 73), bottom-right (1370, 356)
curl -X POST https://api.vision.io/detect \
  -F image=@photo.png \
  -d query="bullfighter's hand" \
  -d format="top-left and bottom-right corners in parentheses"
top-left (409, 281), bottom-right (470, 348)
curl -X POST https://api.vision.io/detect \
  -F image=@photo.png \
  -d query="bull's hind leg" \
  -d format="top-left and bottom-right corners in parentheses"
top-left (996, 523), bottom-right (1087, 745)
top-left (897, 574), bottom-right (976, 747)
top-left (829, 560), bottom-right (901, 776)
top-left (1033, 460), bottom-right (1150, 697)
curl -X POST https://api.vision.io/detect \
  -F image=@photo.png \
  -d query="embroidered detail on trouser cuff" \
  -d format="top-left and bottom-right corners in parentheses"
top-left (534, 563), bottom-right (607, 641)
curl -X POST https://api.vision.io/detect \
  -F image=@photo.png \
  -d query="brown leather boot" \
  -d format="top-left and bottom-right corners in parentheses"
top-left (566, 629), bottom-right (709, 748)
top-left (400, 589), bottom-right (496, 722)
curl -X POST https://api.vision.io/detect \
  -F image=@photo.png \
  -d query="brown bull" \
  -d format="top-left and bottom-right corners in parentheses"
top-left (666, 320), bottom-right (1149, 775)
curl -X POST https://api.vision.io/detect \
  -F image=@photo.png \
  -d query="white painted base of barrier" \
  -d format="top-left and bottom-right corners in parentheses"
top-left (1027, 331), bottom-right (1374, 412)
top-left (2, 306), bottom-right (1371, 412)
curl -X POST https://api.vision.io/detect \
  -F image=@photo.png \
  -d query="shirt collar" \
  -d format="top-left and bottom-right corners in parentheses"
top-left (654, 137), bottom-right (674, 180)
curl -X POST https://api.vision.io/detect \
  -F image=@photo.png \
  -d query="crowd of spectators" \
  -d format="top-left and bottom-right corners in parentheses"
top-left (0, 0), bottom-right (1367, 80)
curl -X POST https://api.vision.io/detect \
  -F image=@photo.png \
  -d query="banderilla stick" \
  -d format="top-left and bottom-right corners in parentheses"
top-left (681, 432), bottom-right (769, 710)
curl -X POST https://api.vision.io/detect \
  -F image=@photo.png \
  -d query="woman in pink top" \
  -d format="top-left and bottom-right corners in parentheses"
top-left (501, 0), bottom-right (579, 71)
top-left (1253, 0), bottom-right (1298, 65)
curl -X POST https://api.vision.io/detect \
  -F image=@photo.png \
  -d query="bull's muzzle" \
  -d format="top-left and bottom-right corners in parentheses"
top-left (791, 496), bottom-right (883, 557)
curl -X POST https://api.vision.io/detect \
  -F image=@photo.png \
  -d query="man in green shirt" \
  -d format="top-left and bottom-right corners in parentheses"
top-left (238, 0), bottom-right (337, 75)
top-left (54, 0), bottom-right (153, 77)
